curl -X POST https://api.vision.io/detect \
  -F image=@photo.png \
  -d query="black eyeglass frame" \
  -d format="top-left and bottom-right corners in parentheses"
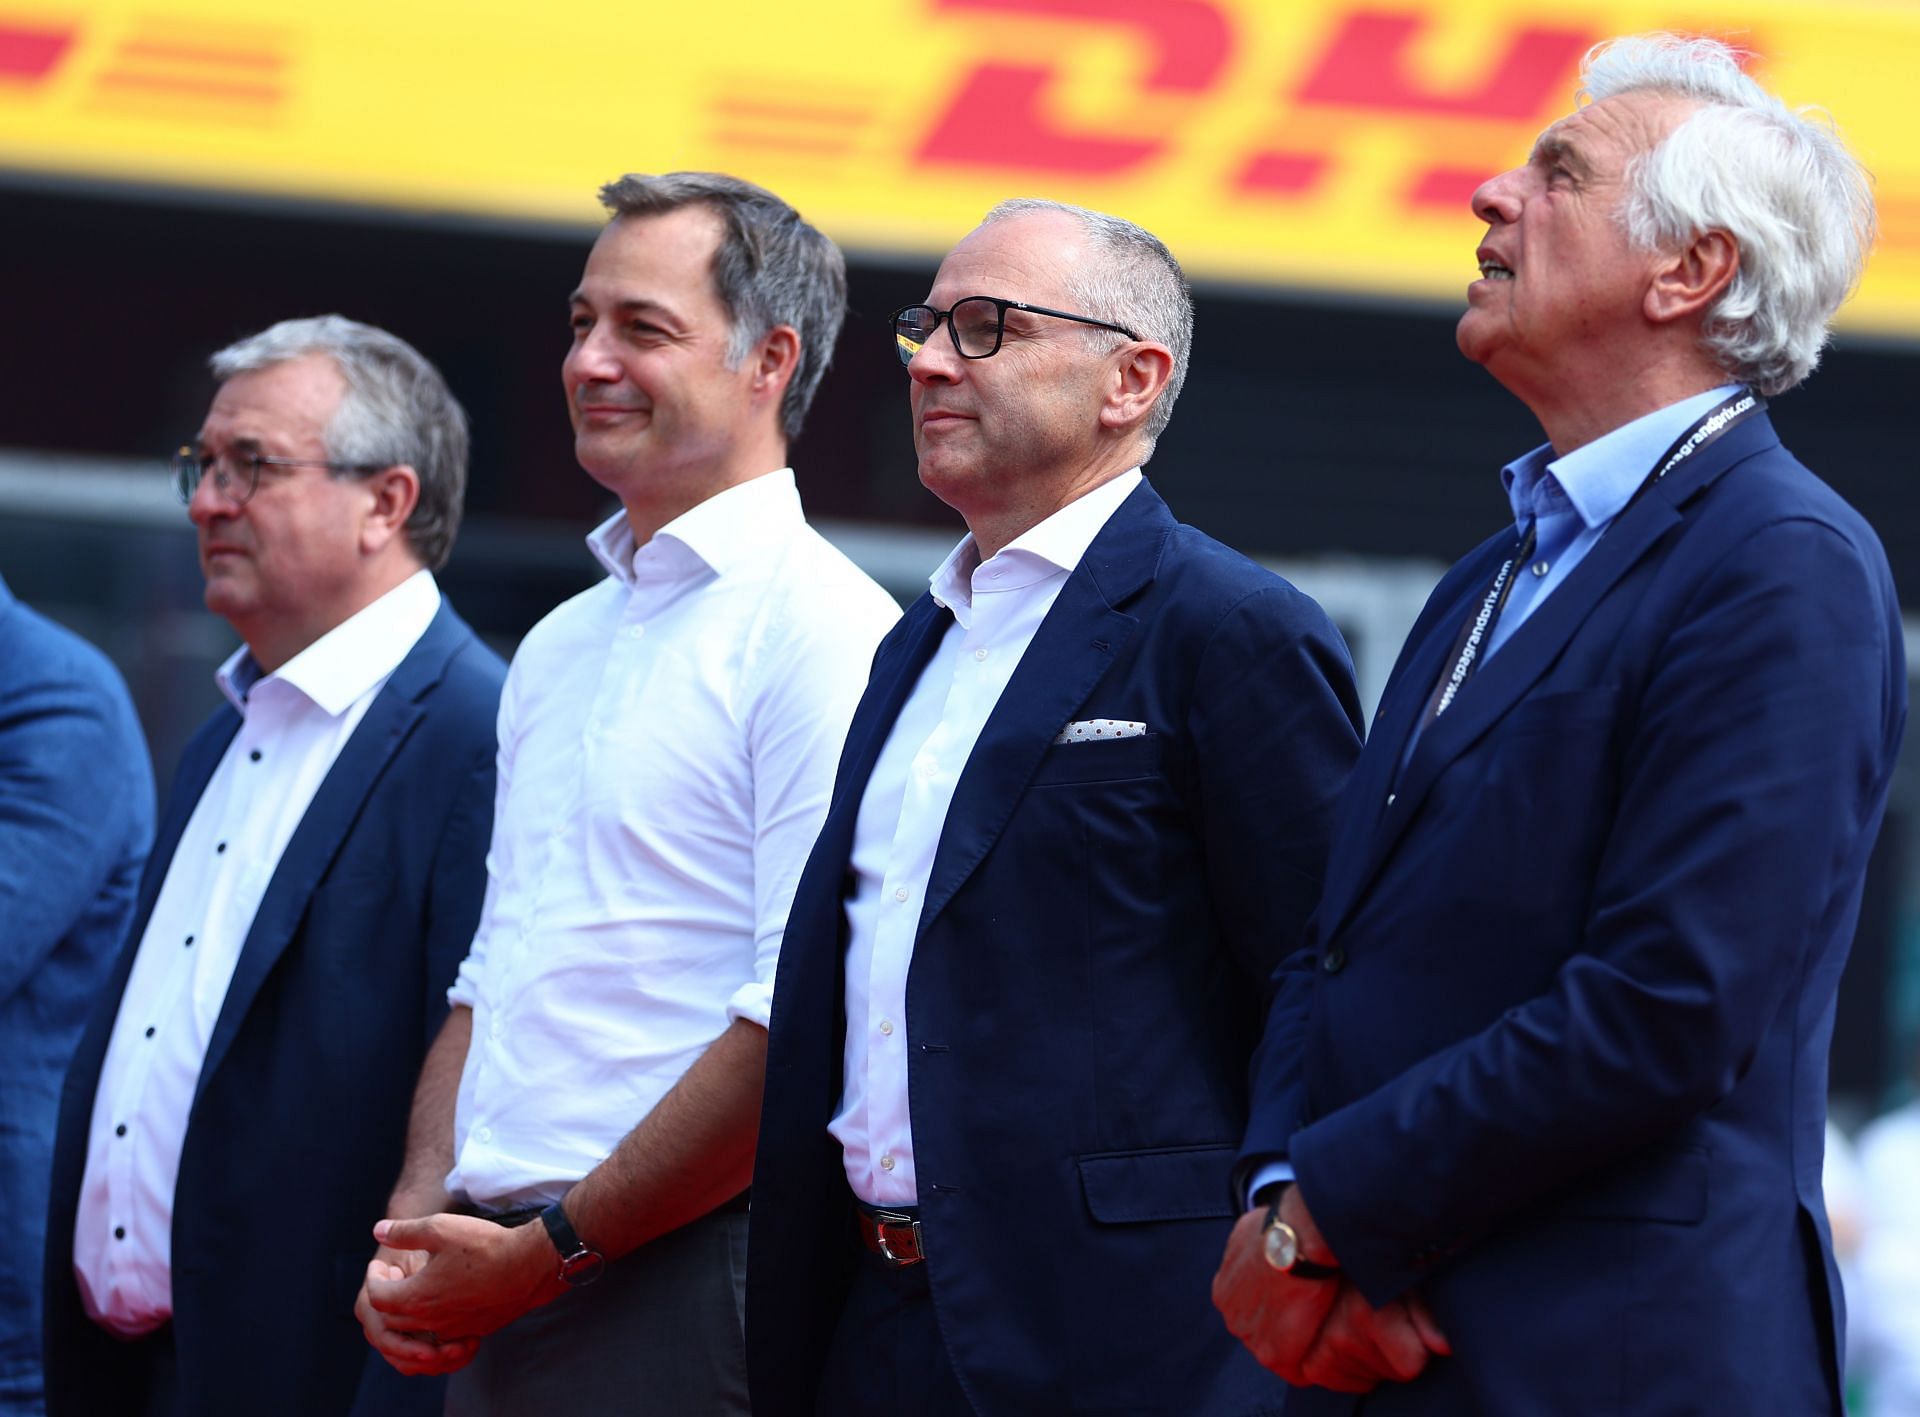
top-left (168, 446), bottom-right (393, 508)
top-left (890, 296), bottom-right (1141, 366)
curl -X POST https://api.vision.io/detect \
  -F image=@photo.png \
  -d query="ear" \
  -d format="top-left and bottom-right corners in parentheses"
top-left (1097, 341), bottom-right (1176, 436)
top-left (358, 464), bottom-right (422, 558)
top-left (1646, 228), bottom-right (1738, 326)
top-left (750, 324), bottom-right (803, 406)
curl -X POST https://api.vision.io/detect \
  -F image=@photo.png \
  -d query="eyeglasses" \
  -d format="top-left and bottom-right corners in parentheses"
top-left (168, 446), bottom-right (390, 508)
top-left (890, 297), bottom-right (1140, 367)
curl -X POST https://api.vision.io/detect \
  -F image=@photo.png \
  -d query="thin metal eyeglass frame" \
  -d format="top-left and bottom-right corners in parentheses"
top-left (168, 446), bottom-right (391, 508)
top-left (890, 297), bottom-right (1141, 367)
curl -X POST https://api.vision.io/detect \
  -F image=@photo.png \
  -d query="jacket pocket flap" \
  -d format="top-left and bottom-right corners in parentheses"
top-left (1077, 1143), bottom-right (1237, 1224)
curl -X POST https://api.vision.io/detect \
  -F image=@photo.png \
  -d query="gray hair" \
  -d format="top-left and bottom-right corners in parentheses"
top-left (598, 172), bottom-right (847, 441)
top-left (982, 197), bottom-right (1194, 454)
top-left (209, 315), bottom-right (469, 569)
top-left (1579, 33), bottom-right (1875, 396)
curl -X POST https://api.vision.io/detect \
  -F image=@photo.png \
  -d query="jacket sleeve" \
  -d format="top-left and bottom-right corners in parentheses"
top-left (0, 645), bottom-right (153, 999)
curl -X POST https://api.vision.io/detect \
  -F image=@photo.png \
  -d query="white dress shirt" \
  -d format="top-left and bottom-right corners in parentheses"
top-left (74, 570), bottom-right (442, 1334)
top-left (446, 469), bottom-right (899, 1209)
top-left (831, 468), bottom-right (1142, 1205)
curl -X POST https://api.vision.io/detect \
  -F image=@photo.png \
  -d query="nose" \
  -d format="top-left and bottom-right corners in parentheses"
top-left (905, 323), bottom-right (960, 387)
top-left (564, 321), bottom-right (623, 389)
top-left (1471, 166), bottom-right (1524, 226)
top-left (186, 465), bottom-right (234, 528)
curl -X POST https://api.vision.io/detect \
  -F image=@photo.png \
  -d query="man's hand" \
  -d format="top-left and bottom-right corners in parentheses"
top-left (1212, 1186), bottom-right (1449, 1392)
top-left (355, 1244), bottom-right (484, 1377)
top-left (362, 1214), bottom-right (567, 1350)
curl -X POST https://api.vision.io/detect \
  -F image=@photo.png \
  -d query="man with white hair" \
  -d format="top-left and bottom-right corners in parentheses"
top-left (1215, 34), bottom-right (1904, 1415)
top-left (44, 316), bottom-right (505, 1417)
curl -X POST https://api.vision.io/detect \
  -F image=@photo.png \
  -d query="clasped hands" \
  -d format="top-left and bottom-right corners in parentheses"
top-left (353, 1212), bottom-right (568, 1377)
top-left (1211, 1184), bottom-right (1449, 1394)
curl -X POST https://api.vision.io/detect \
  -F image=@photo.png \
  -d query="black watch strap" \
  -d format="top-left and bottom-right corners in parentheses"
top-left (539, 1201), bottom-right (606, 1286)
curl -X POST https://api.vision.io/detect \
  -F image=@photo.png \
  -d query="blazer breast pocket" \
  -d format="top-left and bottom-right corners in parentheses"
top-left (1029, 732), bottom-right (1163, 787)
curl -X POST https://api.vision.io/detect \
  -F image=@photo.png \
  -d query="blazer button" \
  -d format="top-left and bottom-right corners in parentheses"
top-left (1322, 946), bottom-right (1347, 974)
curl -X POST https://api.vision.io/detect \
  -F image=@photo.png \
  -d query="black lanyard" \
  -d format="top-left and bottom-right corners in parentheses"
top-left (1420, 389), bottom-right (1765, 729)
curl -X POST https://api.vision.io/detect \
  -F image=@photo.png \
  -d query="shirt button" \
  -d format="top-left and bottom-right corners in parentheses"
top-left (249, 749), bottom-right (262, 762)
top-left (1386, 793), bottom-right (1396, 807)
top-left (184, 935), bottom-right (194, 948)
top-left (115, 1124), bottom-right (127, 1137)
top-left (144, 1026), bottom-right (156, 1038)
top-left (476, 1125), bottom-right (493, 1143)
top-left (878, 1019), bottom-right (894, 1036)
top-left (893, 887), bottom-right (909, 903)
top-left (626, 624), bottom-right (646, 640)
top-left (114, 1227), bottom-right (126, 1240)
top-left (973, 648), bottom-right (988, 662)
top-left (1532, 561), bottom-right (1550, 577)
top-left (880, 1155), bottom-right (896, 1172)
top-left (1322, 946), bottom-right (1348, 975)
top-left (215, 842), bottom-right (227, 854)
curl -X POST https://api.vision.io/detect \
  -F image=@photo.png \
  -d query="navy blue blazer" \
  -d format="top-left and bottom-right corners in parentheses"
top-left (749, 481), bottom-right (1364, 1416)
top-left (43, 600), bottom-right (505, 1417)
top-left (0, 576), bottom-right (153, 1412)
top-left (1243, 412), bottom-right (1907, 1415)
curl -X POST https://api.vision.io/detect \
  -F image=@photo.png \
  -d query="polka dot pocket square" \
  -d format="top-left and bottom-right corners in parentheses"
top-left (1052, 718), bottom-right (1148, 744)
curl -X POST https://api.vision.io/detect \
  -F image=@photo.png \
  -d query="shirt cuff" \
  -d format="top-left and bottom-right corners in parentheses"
top-left (446, 954), bottom-right (485, 1011)
top-left (724, 979), bottom-right (774, 1030)
top-left (1246, 1158), bottom-right (1296, 1210)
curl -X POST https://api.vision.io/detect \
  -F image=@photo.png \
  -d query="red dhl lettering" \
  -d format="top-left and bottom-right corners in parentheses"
top-left (916, 0), bottom-right (1230, 174)
top-left (911, 1), bottom-right (1602, 213)
top-left (0, 19), bottom-right (77, 82)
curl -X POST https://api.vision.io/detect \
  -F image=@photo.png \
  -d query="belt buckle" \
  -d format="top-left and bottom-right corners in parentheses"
top-left (871, 1209), bottom-right (921, 1267)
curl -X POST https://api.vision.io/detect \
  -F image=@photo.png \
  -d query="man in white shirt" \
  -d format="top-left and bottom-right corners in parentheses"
top-left (356, 172), bottom-right (898, 1413)
top-left (43, 316), bottom-right (507, 1417)
top-left (746, 199), bottom-right (1364, 1415)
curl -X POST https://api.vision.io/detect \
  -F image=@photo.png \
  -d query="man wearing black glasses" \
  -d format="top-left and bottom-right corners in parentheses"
top-left (43, 315), bottom-right (504, 1417)
top-left (747, 198), bottom-right (1364, 1415)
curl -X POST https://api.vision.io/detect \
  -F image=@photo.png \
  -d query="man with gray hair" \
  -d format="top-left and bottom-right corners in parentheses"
top-left (745, 198), bottom-right (1363, 1414)
top-left (355, 173), bottom-right (899, 1413)
top-left (1216, 34), bottom-right (1903, 1415)
top-left (44, 316), bottom-right (506, 1417)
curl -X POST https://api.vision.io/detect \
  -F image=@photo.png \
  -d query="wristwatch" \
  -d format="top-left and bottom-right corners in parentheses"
top-left (539, 1201), bottom-right (606, 1287)
top-left (1260, 1190), bottom-right (1340, 1279)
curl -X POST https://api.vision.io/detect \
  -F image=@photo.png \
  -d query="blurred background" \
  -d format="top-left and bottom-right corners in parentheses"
top-left (4, 0), bottom-right (1919, 1401)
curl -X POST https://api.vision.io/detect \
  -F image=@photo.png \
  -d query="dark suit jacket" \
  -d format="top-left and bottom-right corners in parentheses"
top-left (0, 576), bottom-right (153, 1410)
top-left (1242, 412), bottom-right (1907, 1415)
top-left (749, 481), bottom-right (1364, 1416)
top-left (44, 600), bottom-right (506, 1417)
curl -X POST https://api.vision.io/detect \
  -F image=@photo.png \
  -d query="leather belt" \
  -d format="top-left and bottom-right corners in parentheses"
top-left (857, 1206), bottom-right (926, 1267)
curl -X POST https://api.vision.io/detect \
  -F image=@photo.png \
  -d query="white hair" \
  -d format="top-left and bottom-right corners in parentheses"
top-left (982, 197), bottom-right (1195, 455)
top-left (1580, 33), bottom-right (1875, 395)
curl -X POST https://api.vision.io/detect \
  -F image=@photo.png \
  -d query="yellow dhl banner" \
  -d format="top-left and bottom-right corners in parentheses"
top-left (3, 0), bottom-right (1917, 331)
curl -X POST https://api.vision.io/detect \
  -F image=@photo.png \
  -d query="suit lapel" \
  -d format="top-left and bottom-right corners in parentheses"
top-left (918, 483), bottom-right (1169, 932)
top-left (1312, 542), bottom-right (1503, 940)
top-left (1330, 413), bottom-right (1779, 926)
top-left (192, 605), bottom-right (465, 1101)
